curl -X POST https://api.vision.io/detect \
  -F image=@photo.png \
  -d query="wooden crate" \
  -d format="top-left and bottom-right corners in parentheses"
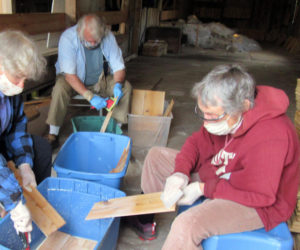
top-left (145, 26), bottom-right (182, 53)
top-left (142, 40), bottom-right (168, 57)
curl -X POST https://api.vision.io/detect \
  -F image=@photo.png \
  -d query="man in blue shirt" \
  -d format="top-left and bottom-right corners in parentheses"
top-left (0, 30), bottom-right (52, 238)
top-left (46, 14), bottom-right (132, 148)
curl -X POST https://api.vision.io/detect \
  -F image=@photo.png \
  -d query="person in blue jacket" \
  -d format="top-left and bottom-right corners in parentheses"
top-left (0, 30), bottom-right (52, 238)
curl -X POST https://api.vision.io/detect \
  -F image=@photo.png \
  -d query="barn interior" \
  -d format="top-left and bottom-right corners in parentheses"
top-left (0, 0), bottom-right (300, 249)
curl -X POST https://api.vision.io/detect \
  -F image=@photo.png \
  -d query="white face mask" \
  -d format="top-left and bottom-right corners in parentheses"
top-left (204, 116), bottom-right (242, 135)
top-left (0, 73), bottom-right (23, 96)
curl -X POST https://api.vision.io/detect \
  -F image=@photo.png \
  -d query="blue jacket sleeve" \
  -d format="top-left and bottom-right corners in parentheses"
top-left (4, 95), bottom-right (33, 167)
top-left (0, 154), bottom-right (22, 211)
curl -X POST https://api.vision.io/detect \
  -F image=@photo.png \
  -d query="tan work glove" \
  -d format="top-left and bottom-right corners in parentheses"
top-left (161, 172), bottom-right (189, 208)
top-left (10, 201), bottom-right (32, 235)
top-left (19, 163), bottom-right (37, 191)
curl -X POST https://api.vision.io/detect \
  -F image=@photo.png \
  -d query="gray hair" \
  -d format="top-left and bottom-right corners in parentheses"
top-left (0, 30), bottom-right (46, 80)
top-left (77, 14), bottom-right (108, 42)
top-left (192, 64), bottom-right (256, 114)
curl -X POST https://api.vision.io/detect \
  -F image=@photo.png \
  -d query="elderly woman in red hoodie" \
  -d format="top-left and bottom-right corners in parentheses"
top-left (139, 64), bottom-right (299, 249)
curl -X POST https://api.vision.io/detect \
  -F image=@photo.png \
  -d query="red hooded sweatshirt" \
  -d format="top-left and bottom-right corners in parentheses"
top-left (174, 86), bottom-right (300, 231)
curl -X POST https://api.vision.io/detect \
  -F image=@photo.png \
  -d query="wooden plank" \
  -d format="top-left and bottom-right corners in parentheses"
top-left (0, 13), bottom-right (66, 35)
top-left (7, 161), bottom-right (66, 236)
top-left (118, 0), bottom-right (129, 34)
top-left (160, 10), bottom-right (179, 21)
top-left (94, 10), bottom-right (128, 25)
top-left (110, 140), bottom-right (131, 173)
top-left (131, 89), bottom-right (145, 115)
top-left (100, 110), bottom-right (113, 133)
top-left (86, 192), bottom-right (175, 220)
top-left (65, 0), bottom-right (76, 24)
top-left (130, 0), bottom-right (142, 54)
top-left (131, 89), bottom-right (165, 116)
top-left (38, 231), bottom-right (97, 250)
top-left (164, 99), bottom-right (174, 117)
top-left (144, 90), bottom-right (165, 116)
top-left (47, 0), bottom-right (65, 49)
top-left (0, 0), bottom-right (14, 13)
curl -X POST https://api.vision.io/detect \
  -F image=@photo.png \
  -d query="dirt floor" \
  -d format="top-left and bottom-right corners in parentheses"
top-left (27, 44), bottom-right (300, 249)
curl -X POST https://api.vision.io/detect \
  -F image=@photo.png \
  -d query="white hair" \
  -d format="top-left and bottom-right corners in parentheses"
top-left (0, 30), bottom-right (46, 80)
top-left (192, 64), bottom-right (256, 114)
top-left (77, 14), bottom-right (108, 42)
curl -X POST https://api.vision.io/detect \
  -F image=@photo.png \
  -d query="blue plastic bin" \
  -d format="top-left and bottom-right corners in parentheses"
top-left (178, 199), bottom-right (293, 250)
top-left (53, 132), bottom-right (131, 189)
top-left (0, 177), bottom-right (125, 250)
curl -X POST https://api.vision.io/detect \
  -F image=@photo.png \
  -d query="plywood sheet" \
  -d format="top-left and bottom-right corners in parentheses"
top-left (7, 161), bottom-right (66, 236)
top-left (37, 231), bottom-right (97, 250)
top-left (86, 192), bottom-right (175, 220)
top-left (131, 89), bottom-right (165, 116)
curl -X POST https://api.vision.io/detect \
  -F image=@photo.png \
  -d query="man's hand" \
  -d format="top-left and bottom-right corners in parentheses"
top-left (90, 95), bottom-right (108, 110)
top-left (177, 182), bottom-right (203, 206)
top-left (10, 201), bottom-right (32, 234)
top-left (161, 172), bottom-right (189, 208)
top-left (19, 164), bottom-right (37, 191)
top-left (113, 83), bottom-right (123, 104)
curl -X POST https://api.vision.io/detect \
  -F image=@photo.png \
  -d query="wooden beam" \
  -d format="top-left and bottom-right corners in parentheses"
top-left (93, 10), bottom-right (128, 25)
top-left (65, 0), bottom-right (76, 25)
top-left (118, 0), bottom-right (129, 34)
top-left (130, 0), bottom-right (142, 54)
top-left (0, 13), bottom-right (66, 35)
top-left (0, 0), bottom-right (14, 14)
top-left (160, 10), bottom-right (179, 21)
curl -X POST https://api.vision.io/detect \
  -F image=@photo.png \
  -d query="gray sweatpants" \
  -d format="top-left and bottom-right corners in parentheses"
top-left (46, 74), bottom-right (132, 126)
top-left (141, 146), bottom-right (264, 250)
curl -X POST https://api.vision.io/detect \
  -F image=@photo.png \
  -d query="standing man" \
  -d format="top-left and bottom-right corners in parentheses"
top-left (0, 30), bottom-right (52, 238)
top-left (46, 14), bottom-right (132, 148)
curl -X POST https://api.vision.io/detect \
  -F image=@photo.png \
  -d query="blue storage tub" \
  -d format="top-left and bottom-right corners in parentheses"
top-left (0, 177), bottom-right (125, 250)
top-left (53, 132), bottom-right (131, 189)
top-left (178, 199), bottom-right (293, 250)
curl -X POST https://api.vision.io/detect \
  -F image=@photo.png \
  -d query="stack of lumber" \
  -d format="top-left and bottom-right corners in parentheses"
top-left (288, 79), bottom-right (300, 249)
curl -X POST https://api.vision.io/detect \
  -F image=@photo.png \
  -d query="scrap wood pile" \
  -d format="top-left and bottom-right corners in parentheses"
top-left (288, 79), bottom-right (300, 249)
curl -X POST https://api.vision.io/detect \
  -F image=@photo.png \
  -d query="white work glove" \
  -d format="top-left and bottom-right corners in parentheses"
top-left (10, 201), bottom-right (32, 234)
top-left (161, 172), bottom-right (189, 208)
top-left (19, 163), bottom-right (37, 191)
top-left (177, 181), bottom-right (203, 206)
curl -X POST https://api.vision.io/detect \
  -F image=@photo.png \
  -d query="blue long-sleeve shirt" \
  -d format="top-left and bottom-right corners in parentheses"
top-left (0, 92), bottom-right (33, 211)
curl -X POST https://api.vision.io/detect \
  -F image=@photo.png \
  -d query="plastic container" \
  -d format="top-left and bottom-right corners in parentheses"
top-left (178, 199), bottom-right (293, 250)
top-left (71, 116), bottom-right (122, 134)
top-left (128, 112), bottom-right (173, 148)
top-left (0, 177), bottom-right (126, 250)
top-left (53, 132), bottom-right (131, 189)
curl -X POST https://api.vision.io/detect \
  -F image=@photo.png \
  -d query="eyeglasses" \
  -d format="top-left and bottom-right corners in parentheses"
top-left (194, 105), bottom-right (227, 122)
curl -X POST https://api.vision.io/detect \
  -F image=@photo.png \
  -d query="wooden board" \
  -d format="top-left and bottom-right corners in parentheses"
top-left (46, 0), bottom-right (64, 49)
top-left (7, 162), bottom-right (66, 236)
top-left (110, 140), bottom-right (131, 173)
top-left (0, 13), bottom-right (66, 35)
top-left (164, 99), bottom-right (174, 117)
top-left (86, 192), bottom-right (175, 220)
top-left (100, 110), bottom-right (113, 132)
top-left (131, 89), bottom-right (165, 116)
top-left (160, 10), bottom-right (179, 21)
top-left (37, 231), bottom-right (97, 250)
